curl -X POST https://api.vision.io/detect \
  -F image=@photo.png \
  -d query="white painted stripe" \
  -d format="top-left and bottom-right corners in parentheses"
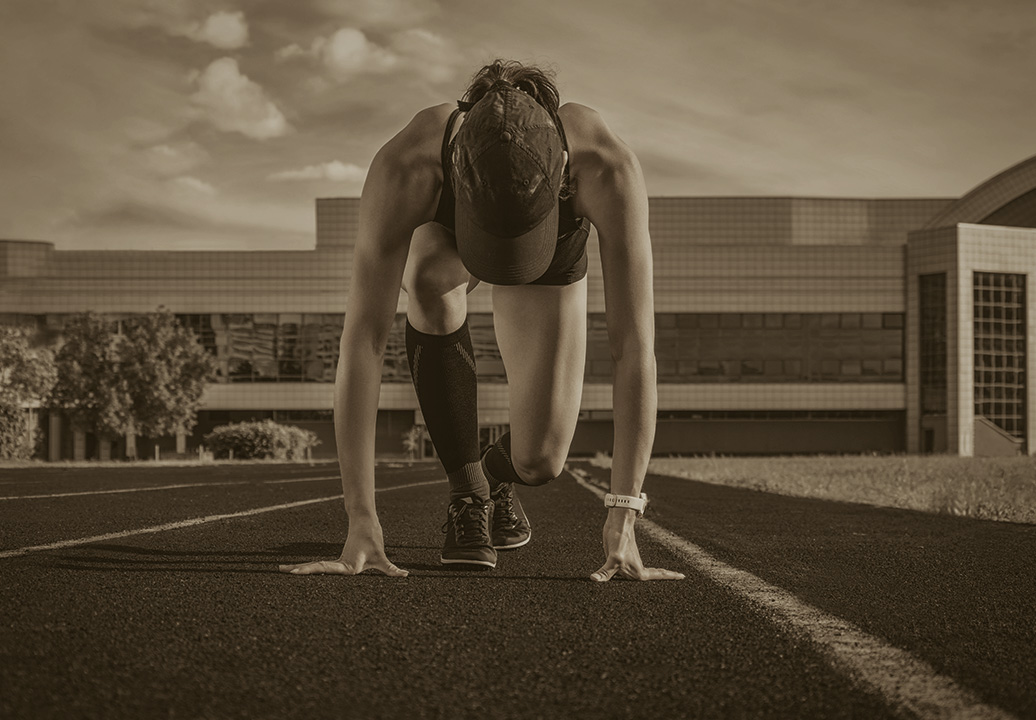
top-left (571, 469), bottom-right (1017, 720)
top-left (263, 475), bottom-right (339, 485)
top-left (0, 475), bottom-right (343, 500)
top-left (0, 481), bottom-right (248, 501)
top-left (0, 478), bottom-right (446, 560)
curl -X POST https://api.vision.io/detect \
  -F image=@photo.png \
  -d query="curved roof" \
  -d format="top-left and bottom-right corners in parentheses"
top-left (924, 154), bottom-right (1036, 229)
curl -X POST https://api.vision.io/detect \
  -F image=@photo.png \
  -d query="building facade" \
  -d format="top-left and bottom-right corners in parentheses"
top-left (4, 155), bottom-right (1036, 460)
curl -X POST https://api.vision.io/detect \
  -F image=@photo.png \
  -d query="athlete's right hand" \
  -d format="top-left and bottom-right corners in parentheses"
top-left (278, 522), bottom-right (408, 577)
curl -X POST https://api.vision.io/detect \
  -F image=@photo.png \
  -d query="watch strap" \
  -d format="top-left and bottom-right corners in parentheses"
top-left (604, 492), bottom-right (648, 516)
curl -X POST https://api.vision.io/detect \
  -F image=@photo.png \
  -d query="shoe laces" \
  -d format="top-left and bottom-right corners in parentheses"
top-left (491, 484), bottom-right (517, 529)
top-left (442, 497), bottom-right (491, 544)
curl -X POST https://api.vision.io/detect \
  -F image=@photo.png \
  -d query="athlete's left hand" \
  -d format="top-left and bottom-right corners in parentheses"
top-left (591, 510), bottom-right (685, 582)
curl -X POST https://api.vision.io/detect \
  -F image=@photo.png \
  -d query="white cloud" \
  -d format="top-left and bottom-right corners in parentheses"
top-left (389, 28), bottom-right (461, 83)
top-left (143, 141), bottom-right (210, 176)
top-left (267, 161), bottom-right (367, 183)
top-left (186, 11), bottom-right (249, 49)
top-left (277, 28), bottom-right (398, 81)
top-left (190, 58), bottom-right (291, 140)
top-left (102, 3), bottom-right (249, 49)
top-left (311, 0), bottom-right (440, 28)
top-left (171, 176), bottom-right (216, 195)
top-left (275, 43), bottom-right (308, 62)
top-left (320, 28), bottom-right (398, 78)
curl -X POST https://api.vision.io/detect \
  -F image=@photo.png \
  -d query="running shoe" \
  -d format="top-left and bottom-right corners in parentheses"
top-left (441, 495), bottom-right (497, 567)
top-left (490, 482), bottom-right (531, 550)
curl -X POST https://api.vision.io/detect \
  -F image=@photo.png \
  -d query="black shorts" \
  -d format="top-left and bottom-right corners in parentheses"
top-left (527, 217), bottom-right (591, 286)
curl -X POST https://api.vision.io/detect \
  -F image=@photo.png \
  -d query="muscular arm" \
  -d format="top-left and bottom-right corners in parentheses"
top-left (281, 106), bottom-right (446, 575)
top-left (568, 105), bottom-right (656, 499)
top-left (565, 104), bottom-right (681, 583)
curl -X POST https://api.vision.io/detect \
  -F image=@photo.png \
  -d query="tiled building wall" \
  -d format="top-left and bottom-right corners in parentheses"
top-left (2, 195), bottom-right (950, 457)
top-left (957, 224), bottom-right (1036, 456)
top-left (907, 223), bottom-right (1036, 456)
top-left (905, 226), bottom-right (960, 453)
top-left (646, 197), bottom-right (949, 247)
top-left (315, 198), bottom-right (360, 248)
top-left (0, 240), bottom-right (53, 278)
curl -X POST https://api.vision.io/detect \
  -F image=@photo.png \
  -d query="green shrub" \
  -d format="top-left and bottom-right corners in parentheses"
top-left (0, 403), bottom-right (32, 460)
top-left (203, 419), bottom-right (320, 460)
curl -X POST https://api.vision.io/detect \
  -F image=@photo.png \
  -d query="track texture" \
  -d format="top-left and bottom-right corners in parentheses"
top-left (1, 461), bottom-right (1032, 719)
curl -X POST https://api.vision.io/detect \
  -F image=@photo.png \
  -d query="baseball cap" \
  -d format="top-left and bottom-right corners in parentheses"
top-left (450, 86), bottom-right (566, 285)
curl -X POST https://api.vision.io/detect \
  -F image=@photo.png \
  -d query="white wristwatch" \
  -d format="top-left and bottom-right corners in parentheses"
top-left (604, 492), bottom-right (648, 516)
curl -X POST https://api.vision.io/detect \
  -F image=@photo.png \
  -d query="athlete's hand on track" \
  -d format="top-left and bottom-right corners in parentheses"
top-left (591, 511), bottom-right (685, 582)
top-left (279, 523), bottom-right (408, 577)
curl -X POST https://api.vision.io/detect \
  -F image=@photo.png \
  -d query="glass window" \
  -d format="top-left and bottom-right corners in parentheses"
top-left (841, 313), bottom-right (861, 329)
top-left (698, 360), bottom-right (722, 376)
top-left (973, 272), bottom-right (1026, 438)
top-left (841, 360), bottom-right (862, 376)
top-left (676, 314), bottom-right (698, 329)
top-left (741, 359), bottom-right (764, 375)
top-left (883, 313), bottom-right (904, 329)
top-left (919, 274), bottom-right (947, 412)
top-left (862, 313), bottom-right (883, 329)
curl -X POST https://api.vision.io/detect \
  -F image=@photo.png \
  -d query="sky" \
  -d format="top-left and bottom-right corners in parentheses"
top-left (1, 0), bottom-right (1034, 251)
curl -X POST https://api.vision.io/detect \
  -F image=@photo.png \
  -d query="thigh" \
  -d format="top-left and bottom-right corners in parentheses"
top-left (492, 278), bottom-right (587, 475)
top-left (402, 222), bottom-right (480, 333)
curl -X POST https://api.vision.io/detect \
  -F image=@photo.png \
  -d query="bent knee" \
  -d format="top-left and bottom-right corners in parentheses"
top-left (403, 257), bottom-right (469, 301)
top-left (513, 454), bottom-right (566, 486)
top-left (403, 225), bottom-right (469, 296)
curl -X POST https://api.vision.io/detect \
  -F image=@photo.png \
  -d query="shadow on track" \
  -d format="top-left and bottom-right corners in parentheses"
top-left (33, 543), bottom-right (590, 580)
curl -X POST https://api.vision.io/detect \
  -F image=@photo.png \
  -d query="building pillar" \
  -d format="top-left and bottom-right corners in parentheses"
top-left (176, 431), bottom-right (186, 455)
top-left (125, 430), bottom-right (137, 460)
top-left (98, 438), bottom-right (112, 462)
top-left (48, 413), bottom-right (62, 462)
top-left (73, 430), bottom-right (86, 461)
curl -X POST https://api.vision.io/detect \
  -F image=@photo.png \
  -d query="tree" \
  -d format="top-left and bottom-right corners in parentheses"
top-left (121, 310), bottom-right (217, 440)
top-left (49, 313), bottom-right (133, 441)
top-left (0, 326), bottom-right (58, 459)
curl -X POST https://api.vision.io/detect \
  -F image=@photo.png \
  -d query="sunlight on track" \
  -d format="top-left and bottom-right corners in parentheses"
top-left (571, 468), bottom-right (1019, 720)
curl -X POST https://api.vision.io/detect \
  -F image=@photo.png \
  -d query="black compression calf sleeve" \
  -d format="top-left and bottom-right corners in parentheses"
top-left (405, 319), bottom-right (488, 500)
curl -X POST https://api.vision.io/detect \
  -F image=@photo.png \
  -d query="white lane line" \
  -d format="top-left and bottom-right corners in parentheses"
top-left (0, 481), bottom-right (248, 501)
top-left (263, 476), bottom-right (339, 485)
top-left (0, 475), bottom-right (342, 500)
top-left (571, 469), bottom-right (1017, 720)
top-left (0, 478), bottom-right (446, 560)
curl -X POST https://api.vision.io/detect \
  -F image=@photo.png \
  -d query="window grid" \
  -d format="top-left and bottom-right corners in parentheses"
top-left (169, 312), bottom-right (905, 385)
top-left (973, 272), bottom-right (1026, 438)
top-left (919, 274), bottom-right (948, 415)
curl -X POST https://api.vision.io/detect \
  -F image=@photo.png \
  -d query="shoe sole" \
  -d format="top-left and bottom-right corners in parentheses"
top-left (493, 533), bottom-right (531, 550)
top-left (440, 556), bottom-right (497, 568)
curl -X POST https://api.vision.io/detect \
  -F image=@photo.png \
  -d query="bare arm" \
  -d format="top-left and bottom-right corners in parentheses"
top-left (567, 104), bottom-right (682, 582)
top-left (281, 107), bottom-right (445, 576)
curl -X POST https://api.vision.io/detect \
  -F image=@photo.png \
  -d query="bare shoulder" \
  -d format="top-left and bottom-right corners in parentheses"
top-left (376, 102), bottom-right (455, 174)
top-left (558, 103), bottom-right (644, 217)
top-left (561, 102), bottom-right (636, 153)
